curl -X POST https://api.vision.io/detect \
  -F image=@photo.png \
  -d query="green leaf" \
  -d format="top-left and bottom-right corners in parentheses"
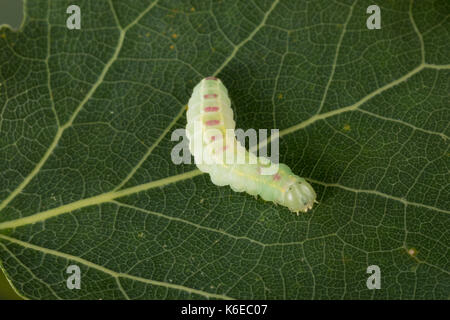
top-left (0, 0), bottom-right (449, 300)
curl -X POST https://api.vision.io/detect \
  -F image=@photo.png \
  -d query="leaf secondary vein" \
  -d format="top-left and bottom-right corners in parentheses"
top-left (308, 179), bottom-right (450, 215)
top-left (316, 0), bottom-right (356, 114)
top-left (0, 234), bottom-right (233, 300)
top-left (213, 0), bottom-right (280, 76)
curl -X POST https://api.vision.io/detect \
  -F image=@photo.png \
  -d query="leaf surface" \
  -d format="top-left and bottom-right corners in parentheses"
top-left (0, 0), bottom-right (449, 299)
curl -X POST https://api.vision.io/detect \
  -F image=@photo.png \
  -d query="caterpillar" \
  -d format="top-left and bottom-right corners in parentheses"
top-left (186, 76), bottom-right (316, 214)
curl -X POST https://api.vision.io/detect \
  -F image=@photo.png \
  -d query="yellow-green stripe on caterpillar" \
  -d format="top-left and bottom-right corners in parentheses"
top-left (186, 77), bottom-right (317, 214)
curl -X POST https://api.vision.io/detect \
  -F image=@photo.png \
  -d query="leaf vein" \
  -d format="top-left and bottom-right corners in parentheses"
top-left (0, 234), bottom-right (234, 299)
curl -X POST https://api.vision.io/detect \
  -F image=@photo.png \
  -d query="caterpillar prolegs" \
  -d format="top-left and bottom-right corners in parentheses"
top-left (186, 77), bottom-right (316, 213)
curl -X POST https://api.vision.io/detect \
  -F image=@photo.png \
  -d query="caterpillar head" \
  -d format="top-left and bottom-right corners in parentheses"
top-left (284, 178), bottom-right (316, 213)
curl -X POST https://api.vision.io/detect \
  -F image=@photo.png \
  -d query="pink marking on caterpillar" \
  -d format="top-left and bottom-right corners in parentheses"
top-left (204, 106), bottom-right (219, 112)
top-left (205, 76), bottom-right (218, 80)
top-left (204, 94), bottom-right (218, 99)
top-left (205, 119), bottom-right (220, 126)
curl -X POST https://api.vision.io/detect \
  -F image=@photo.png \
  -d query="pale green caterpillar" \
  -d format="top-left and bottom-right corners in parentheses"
top-left (186, 77), bottom-right (317, 214)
